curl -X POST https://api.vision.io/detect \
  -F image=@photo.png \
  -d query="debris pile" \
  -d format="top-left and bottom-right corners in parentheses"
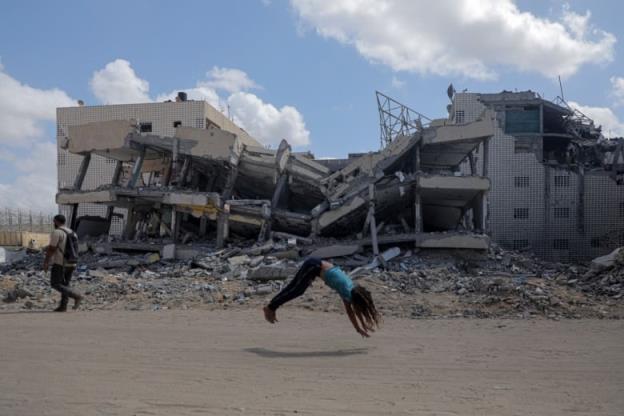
top-left (2, 241), bottom-right (622, 319)
top-left (577, 247), bottom-right (624, 298)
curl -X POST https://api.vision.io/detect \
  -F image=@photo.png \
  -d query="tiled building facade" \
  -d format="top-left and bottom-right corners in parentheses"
top-left (452, 92), bottom-right (624, 261)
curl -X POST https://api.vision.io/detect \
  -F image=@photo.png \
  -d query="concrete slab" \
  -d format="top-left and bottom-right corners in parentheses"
top-left (66, 120), bottom-right (136, 156)
top-left (422, 110), bottom-right (495, 145)
top-left (318, 196), bottom-right (367, 230)
top-left (416, 233), bottom-right (490, 250)
top-left (309, 244), bottom-right (361, 259)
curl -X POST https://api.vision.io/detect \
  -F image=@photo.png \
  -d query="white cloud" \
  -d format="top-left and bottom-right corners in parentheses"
top-left (611, 76), bottom-right (624, 106)
top-left (0, 141), bottom-right (58, 213)
top-left (290, 0), bottom-right (615, 80)
top-left (391, 76), bottom-right (405, 89)
top-left (83, 59), bottom-right (312, 149)
top-left (154, 66), bottom-right (310, 147)
top-left (0, 63), bottom-right (75, 145)
top-left (0, 64), bottom-right (74, 213)
top-left (155, 86), bottom-right (222, 110)
top-left (568, 101), bottom-right (624, 138)
top-left (228, 92), bottom-right (310, 147)
top-left (90, 59), bottom-right (151, 104)
top-left (201, 66), bottom-right (261, 94)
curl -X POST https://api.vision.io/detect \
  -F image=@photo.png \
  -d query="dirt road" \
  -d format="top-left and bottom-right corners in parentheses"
top-left (0, 310), bottom-right (622, 415)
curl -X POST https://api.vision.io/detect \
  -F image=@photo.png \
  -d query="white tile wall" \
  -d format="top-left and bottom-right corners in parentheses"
top-left (57, 101), bottom-right (209, 235)
top-left (454, 92), bottom-right (624, 261)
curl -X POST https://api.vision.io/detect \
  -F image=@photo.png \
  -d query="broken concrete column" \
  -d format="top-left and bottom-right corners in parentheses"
top-left (368, 184), bottom-right (380, 257)
top-left (216, 203), bottom-right (230, 248)
top-left (69, 153), bottom-right (92, 229)
top-left (127, 145), bottom-right (146, 189)
top-left (199, 215), bottom-right (208, 236)
top-left (414, 192), bottom-right (423, 233)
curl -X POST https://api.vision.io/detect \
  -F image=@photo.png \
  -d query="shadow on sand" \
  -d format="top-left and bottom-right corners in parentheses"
top-left (244, 347), bottom-right (369, 358)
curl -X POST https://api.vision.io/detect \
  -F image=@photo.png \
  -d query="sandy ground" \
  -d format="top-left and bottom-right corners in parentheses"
top-left (0, 310), bottom-right (622, 416)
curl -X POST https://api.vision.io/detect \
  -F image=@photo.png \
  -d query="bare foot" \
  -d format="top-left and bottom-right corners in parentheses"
top-left (263, 306), bottom-right (278, 323)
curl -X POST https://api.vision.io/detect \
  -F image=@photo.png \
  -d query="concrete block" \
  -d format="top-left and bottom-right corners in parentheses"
top-left (161, 244), bottom-right (176, 260)
top-left (0, 247), bottom-right (26, 264)
top-left (228, 255), bottom-right (251, 266)
top-left (249, 266), bottom-right (296, 282)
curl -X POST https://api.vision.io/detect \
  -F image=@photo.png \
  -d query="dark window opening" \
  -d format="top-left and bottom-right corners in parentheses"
top-left (173, 121), bottom-right (182, 128)
top-left (505, 106), bottom-right (540, 134)
top-left (590, 238), bottom-right (601, 248)
top-left (543, 136), bottom-right (572, 164)
top-left (514, 176), bottom-right (530, 187)
top-left (620, 202), bottom-right (624, 218)
top-left (553, 239), bottom-right (569, 250)
top-left (139, 122), bottom-right (152, 133)
top-left (514, 208), bottom-right (529, 219)
top-left (455, 110), bottom-right (465, 124)
top-left (553, 207), bottom-right (570, 218)
top-left (513, 240), bottom-right (529, 250)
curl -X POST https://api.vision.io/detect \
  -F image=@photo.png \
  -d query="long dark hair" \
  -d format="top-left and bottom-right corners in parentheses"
top-left (351, 285), bottom-right (381, 329)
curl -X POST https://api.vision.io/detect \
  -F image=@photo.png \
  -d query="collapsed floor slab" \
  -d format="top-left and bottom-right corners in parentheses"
top-left (58, 106), bottom-right (496, 252)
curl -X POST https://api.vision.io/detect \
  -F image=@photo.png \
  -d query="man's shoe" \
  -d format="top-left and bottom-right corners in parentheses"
top-left (53, 306), bottom-right (67, 312)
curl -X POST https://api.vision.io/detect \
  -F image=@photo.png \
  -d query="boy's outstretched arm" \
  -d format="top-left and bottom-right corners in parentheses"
top-left (343, 300), bottom-right (369, 338)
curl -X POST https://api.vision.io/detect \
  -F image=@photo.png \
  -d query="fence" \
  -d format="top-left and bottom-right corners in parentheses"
top-left (0, 208), bottom-right (54, 233)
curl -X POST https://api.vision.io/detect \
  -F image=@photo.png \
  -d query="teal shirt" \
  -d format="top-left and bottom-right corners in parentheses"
top-left (323, 266), bottom-right (354, 302)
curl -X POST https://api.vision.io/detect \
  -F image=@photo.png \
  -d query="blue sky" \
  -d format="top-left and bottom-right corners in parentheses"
top-left (0, 0), bottom-right (623, 212)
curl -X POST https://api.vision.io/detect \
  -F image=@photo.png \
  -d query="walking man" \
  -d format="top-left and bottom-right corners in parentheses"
top-left (43, 215), bottom-right (83, 312)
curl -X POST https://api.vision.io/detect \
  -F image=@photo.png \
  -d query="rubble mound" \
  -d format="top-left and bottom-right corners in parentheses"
top-left (1, 241), bottom-right (622, 319)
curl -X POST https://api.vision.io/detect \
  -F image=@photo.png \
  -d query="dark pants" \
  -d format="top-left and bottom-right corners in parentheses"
top-left (50, 264), bottom-right (81, 309)
top-left (268, 257), bottom-right (322, 311)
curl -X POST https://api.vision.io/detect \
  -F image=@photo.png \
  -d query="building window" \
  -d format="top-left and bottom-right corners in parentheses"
top-left (173, 121), bottom-right (182, 128)
top-left (553, 207), bottom-right (570, 218)
top-left (139, 122), bottom-right (152, 133)
top-left (514, 176), bottom-right (530, 188)
top-left (620, 202), bottom-right (624, 217)
top-left (455, 110), bottom-right (465, 124)
top-left (195, 118), bottom-right (204, 128)
top-left (513, 240), bottom-right (529, 250)
top-left (553, 239), bottom-right (569, 250)
top-left (505, 107), bottom-right (540, 134)
top-left (554, 175), bottom-right (570, 187)
top-left (590, 238), bottom-right (601, 248)
top-left (514, 208), bottom-right (529, 219)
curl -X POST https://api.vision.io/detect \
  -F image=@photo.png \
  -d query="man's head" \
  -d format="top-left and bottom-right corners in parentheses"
top-left (53, 214), bottom-right (66, 229)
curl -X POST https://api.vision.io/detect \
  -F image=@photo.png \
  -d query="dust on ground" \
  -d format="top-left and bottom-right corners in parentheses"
top-left (0, 310), bottom-right (622, 416)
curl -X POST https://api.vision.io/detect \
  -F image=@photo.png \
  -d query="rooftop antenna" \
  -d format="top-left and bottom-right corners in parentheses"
top-left (558, 75), bottom-right (565, 102)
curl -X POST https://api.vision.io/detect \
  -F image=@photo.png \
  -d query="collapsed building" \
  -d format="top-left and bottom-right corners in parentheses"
top-left (56, 94), bottom-right (494, 256)
top-left (56, 90), bottom-right (623, 262)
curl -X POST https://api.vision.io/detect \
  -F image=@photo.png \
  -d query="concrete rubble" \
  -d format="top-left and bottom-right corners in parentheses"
top-left (1, 239), bottom-right (622, 319)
